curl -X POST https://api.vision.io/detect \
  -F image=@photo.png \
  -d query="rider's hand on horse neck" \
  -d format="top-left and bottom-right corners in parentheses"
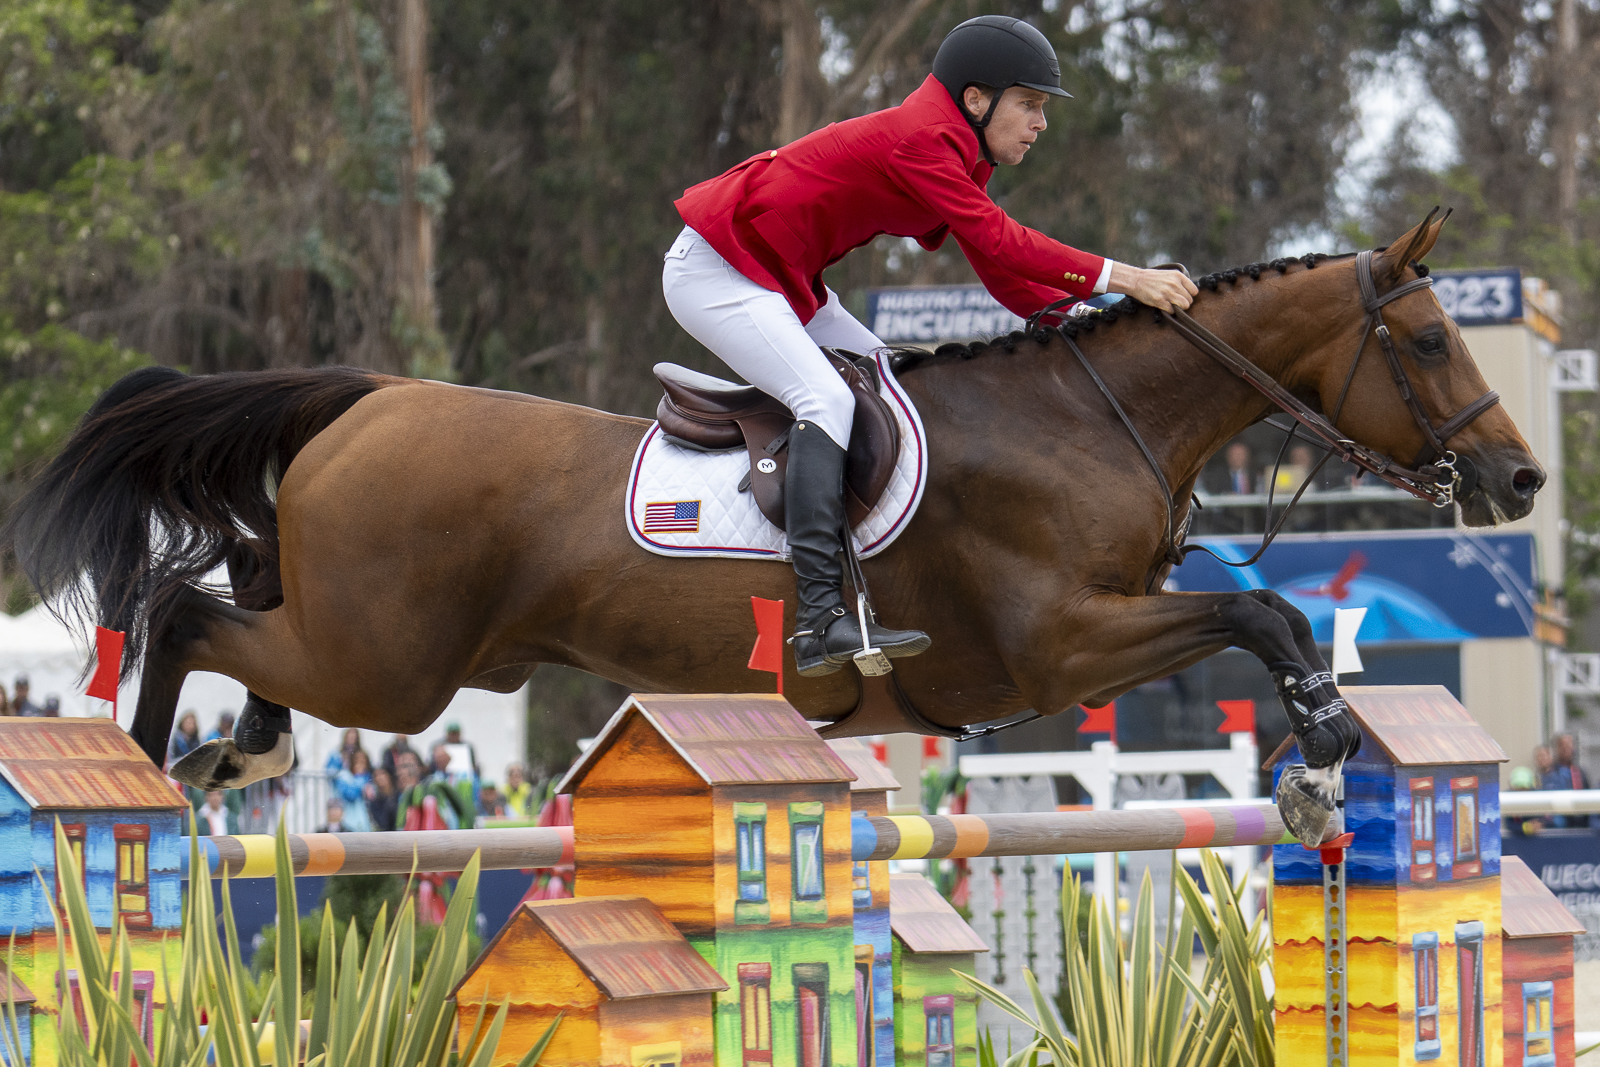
top-left (1109, 261), bottom-right (1199, 313)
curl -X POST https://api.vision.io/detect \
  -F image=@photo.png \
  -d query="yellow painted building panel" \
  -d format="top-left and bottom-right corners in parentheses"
top-left (1271, 883), bottom-right (1324, 944)
top-left (1348, 1003), bottom-right (1400, 1067)
top-left (1273, 939), bottom-right (1327, 1009)
top-left (1348, 937), bottom-right (1399, 1009)
top-left (1348, 886), bottom-right (1399, 944)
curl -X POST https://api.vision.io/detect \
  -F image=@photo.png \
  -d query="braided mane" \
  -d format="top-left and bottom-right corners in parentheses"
top-left (888, 250), bottom-right (1391, 375)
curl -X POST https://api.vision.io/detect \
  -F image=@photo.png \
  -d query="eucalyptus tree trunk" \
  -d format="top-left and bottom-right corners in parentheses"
top-left (396, 0), bottom-right (437, 335)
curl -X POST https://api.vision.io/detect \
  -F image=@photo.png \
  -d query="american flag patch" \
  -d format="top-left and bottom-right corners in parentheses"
top-left (643, 500), bottom-right (701, 533)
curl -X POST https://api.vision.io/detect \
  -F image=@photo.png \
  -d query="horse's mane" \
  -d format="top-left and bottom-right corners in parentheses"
top-left (889, 250), bottom-right (1374, 375)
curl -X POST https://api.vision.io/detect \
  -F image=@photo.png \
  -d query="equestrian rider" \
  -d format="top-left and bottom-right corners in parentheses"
top-left (664, 16), bottom-right (1199, 677)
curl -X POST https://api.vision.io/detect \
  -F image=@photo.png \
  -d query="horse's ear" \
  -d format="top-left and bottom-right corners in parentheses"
top-left (1372, 207), bottom-right (1449, 285)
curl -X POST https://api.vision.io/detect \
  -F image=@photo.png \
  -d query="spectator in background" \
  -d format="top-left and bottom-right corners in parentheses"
top-left (317, 798), bottom-right (352, 834)
top-left (0, 684), bottom-right (9, 715)
top-left (12, 675), bottom-right (41, 717)
top-left (333, 749), bottom-right (374, 832)
top-left (1222, 442), bottom-right (1253, 495)
top-left (42, 695), bottom-right (60, 717)
top-left (429, 742), bottom-right (477, 821)
top-left (436, 722), bottom-right (480, 778)
top-left (326, 728), bottom-right (366, 774)
top-left (395, 751), bottom-right (466, 830)
top-left (1553, 733), bottom-right (1587, 789)
top-left (381, 734), bottom-right (416, 779)
top-left (206, 711), bottom-right (236, 743)
top-left (367, 766), bottom-right (399, 832)
top-left (168, 711), bottom-right (202, 767)
top-left (197, 790), bottom-right (238, 836)
top-left (478, 783), bottom-right (507, 820)
top-left (1506, 766), bottom-right (1544, 837)
top-left (503, 763), bottom-right (533, 818)
top-left (1535, 744), bottom-right (1555, 788)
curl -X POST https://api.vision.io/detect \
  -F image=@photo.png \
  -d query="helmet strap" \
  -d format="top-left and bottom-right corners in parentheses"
top-left (966, 86), bottom-right (1004, 166)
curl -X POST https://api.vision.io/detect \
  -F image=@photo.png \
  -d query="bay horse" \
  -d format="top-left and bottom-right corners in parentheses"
top-left (2, 214), bottom-right (1541, 843)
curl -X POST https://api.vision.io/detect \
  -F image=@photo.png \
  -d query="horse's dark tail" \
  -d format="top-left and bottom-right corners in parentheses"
top-left (1, 365), bottom-right (392, 672)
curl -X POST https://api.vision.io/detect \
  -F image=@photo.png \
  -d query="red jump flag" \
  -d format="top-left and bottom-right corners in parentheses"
top-left (1216, 699), bottom-right (1256, 734)
top-left (86, 626), bottom-right (125, 715)
top-left (1077, 700), bottom-right (1116, 740)
top-left (748, 597), bottom-right (785, 694)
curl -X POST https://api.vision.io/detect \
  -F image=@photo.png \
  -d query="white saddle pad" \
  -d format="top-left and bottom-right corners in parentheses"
top-left (625, 348), bottom-right (927, 560)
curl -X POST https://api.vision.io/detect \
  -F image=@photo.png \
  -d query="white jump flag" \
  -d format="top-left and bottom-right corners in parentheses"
top-left (1332, 606), bottom-right (1367, 680)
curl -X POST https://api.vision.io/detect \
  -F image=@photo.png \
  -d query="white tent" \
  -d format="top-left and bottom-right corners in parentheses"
top-left (0, 608), bottom-right (527, 785)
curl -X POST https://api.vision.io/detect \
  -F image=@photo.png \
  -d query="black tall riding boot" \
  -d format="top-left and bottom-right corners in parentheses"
top-left (787, 420), bottom-right (930, 677)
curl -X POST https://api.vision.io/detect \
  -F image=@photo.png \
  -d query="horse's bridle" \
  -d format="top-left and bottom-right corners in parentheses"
top-left (1030, 248), bottom-right (1502, 578)
top-left (1159, 249), bottom-right (1499, 509)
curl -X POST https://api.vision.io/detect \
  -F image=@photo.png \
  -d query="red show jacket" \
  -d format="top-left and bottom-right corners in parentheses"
top-left (675, 74), bottom-right (1106, 325)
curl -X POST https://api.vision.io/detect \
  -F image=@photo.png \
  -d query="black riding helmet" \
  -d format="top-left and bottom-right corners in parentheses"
top-left (932, 16), bottom-right (1071, 163)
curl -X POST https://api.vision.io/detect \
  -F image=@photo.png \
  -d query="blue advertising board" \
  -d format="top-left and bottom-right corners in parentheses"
top-left (1169, 530), bottom-right (1538, 643)
top-left (1431, 268), bottom-right (1523, 326)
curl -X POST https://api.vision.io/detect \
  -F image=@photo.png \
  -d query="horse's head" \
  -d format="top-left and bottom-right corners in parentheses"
top-left (1315, 212), bottom-right (1544, 527)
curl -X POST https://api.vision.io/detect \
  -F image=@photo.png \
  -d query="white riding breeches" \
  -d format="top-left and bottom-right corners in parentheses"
top-left (662, 225), bottom-right (884, 449)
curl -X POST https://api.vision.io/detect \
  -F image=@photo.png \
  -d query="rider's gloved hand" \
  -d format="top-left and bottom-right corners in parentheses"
top-left (1109, 263), bottom-right (1199, 312)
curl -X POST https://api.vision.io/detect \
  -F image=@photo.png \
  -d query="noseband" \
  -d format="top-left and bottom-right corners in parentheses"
top-left (1028, 248), bottom-right (1502, 579)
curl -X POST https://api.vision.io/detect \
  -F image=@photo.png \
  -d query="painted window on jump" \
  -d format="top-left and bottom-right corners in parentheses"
top-left (1522, 981), bottom-right (1555, 1067)
top-left (738, 963), bottom-right (772, 1067)
top-left (1412, 932), bottom-right (1440, 1061)
top-left (923, 995), bottom-right (955, 1067)
top-left (793, 963), bottom-right (831, 1067)
top-left (1457, 922), bottom-right (1486, 1067)
top-left (1451, 777), bottom-right (1481, 878)
top-left (790, 802), bottom-right (826, 923)
top-left (854, 949), bottom-right (873, 1067)
top-left (114, 824), bottom-right (152, 929)
top-left (1409, 778), bottom-right (1436, 882)
top-left (734, 803), bottom-right (769, 924)
top-left (852, 859), bottom-right (871, 909)
top-left (55, 824), bottom-right (87, 911)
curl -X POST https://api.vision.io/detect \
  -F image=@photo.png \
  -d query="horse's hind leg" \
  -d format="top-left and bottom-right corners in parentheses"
top-left (163, 543), bottom-right (296, 790)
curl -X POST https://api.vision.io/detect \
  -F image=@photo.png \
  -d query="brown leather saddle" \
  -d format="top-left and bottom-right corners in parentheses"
top-left (653, 349), bottom-right (901, 529)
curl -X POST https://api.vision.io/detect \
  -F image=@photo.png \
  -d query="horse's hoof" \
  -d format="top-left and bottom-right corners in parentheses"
top-left (1276, 763), bottom-right (1341, 846)
top-left (169, 732), bottom-right (293, 791)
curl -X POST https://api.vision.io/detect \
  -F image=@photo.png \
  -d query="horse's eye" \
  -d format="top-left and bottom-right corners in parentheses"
top-left (1416, 335), bottom-right (1445, 355)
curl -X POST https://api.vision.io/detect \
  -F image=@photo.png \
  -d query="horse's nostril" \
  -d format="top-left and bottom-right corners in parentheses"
top-left (1512, 467), bottom-right (1545, 495)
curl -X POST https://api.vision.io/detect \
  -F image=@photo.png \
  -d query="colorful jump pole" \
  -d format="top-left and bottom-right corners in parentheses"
top-left (183, 803), bottom-right (1287, 879)
top-left (182, 825), bottom-right (576, 879)
top-left (852, 801), bottom-right (1286, 861)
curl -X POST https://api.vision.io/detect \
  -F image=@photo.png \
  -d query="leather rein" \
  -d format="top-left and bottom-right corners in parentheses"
top-left (1027, 249), bottom-right (1501, 578)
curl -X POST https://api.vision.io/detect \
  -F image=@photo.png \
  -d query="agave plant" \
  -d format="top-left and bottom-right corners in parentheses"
top-left (1, 821), bottom-right (558, 1067)
top-left (961, 849), bottom-right (1273, 1067)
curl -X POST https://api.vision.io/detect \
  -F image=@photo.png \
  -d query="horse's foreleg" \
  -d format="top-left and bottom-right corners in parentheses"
top-left (1018, 589), bottom-right (1358, 844)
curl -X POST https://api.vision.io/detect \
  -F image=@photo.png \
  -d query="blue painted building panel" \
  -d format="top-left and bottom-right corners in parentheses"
top-left (0, 782), bottom-right (33, 938)
top-left (30, 811), bottom-right (184, 931)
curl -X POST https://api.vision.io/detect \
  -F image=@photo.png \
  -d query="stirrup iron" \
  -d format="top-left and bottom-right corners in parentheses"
top-left (852, 592), bottom-right (892, 677)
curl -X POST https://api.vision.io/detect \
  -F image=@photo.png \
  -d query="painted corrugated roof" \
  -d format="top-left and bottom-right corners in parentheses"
top-left (0, 718), bottom-right (187, 810)
top-left (890, 873), bottom-right (988, 954)
top-left (527, 896), bottom-right (728, 999)
top-left (1265, 685), bottom-right (1505, 769)
top-left (559, 694), bottom-right (854, 791)
top-left (1501, 856), bottom-right (1586, 938)
top-left (826, 738), bottom-right (901, 793)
